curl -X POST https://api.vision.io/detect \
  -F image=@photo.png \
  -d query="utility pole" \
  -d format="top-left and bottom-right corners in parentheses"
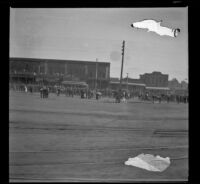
top-left (126, 73), bottom-right (128, 91)
top-left (95, 58), bottom-right (98, 91)
top-left (119, 40), bottom-right (125, 90)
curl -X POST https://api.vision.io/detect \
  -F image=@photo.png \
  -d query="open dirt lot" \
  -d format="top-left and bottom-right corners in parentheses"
top-left (9, 91), bottom-right (188, 182)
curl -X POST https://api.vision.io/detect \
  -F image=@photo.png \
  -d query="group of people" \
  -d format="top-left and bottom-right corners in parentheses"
top-left (40, 86), bottom-right (49, 98)
top-left (113, 90), bottom-right (130, 103)
top-left (54, 86), bottom-right (103, 100)
top-left (46, 85), bottom-right (190, 104)
top-left (111, 90), bottom-right (189, 104)
top-left (79, 89), bottom-right (102, 100)
top-left (138, 92), bottom-right (188, 104)
top-left (10, 83), bottom-right (34, 93)
top-left (10, 82), bottom-right (189, 104)
top-left (176, 95), bottom-right (188, 104)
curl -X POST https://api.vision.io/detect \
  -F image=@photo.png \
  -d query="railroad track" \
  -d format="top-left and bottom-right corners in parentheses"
top-left (9, 108), bottom-right (188, 121)
top-left (9, 177), bottom-right (188, 182)
top-left (10, 121), bottom-right (188, 134)
top-left (9, 155), bottom-right (188, 167)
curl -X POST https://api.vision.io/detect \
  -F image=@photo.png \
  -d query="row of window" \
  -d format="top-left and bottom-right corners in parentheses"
top-left (141, 76), bottom-right (168, 87)
top-left (10, 61), bottom-right (110, 80)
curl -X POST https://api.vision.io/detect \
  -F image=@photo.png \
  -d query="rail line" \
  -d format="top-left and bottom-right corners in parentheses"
top-left (9, 122), bottom-right (188, 134)
top-left (9, 156), bottom-right (188, 166)
top-left (9, 145), bottom-right (188, 153)
top-left (9, 108), bottom-right (188, 121)
top-left (9, 177), bottom-right (188, 182)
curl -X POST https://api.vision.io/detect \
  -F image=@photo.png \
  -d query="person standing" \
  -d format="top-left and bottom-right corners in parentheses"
top-left (80, 89), bottom-right (84, 99)
top-left (145, 92), bottom-right (149, 101)
top-left (167, 94), bottom-right (170, 103)
top-left (24, 85), bottom-right (28, 93)
top-left (40, 86), bottom-right (43, 98)
top-left (96, 91), bottom-right (99, 100)
top-left (46, 87), bottom-right (49, 98)
top-left (158, 95), bottom-right (161, 103)
top-left (30, 86), bottom-right (33, 93)
top-left (115, 90), bottom-right (121, 103)
top-left (71, 87), bottom-right (74, 98)
top-left (43, 86), bottom-right (46, 98)
top-left (57, 87), bottom-right (60, 96)
top-left (152, 95), bottom-right (155, 103)
top-left (176, 95), bottom-right (180, 104)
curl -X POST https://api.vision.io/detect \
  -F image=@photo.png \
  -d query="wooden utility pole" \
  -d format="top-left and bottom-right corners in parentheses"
top-left (119, 40), bottom-right (125, 90)
top-left (95, 58), bottom-right (98, 91)
top-left (126, 73), bottom-right (129, 91)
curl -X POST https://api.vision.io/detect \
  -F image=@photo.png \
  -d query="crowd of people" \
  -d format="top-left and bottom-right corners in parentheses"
top-left (9, 83), bottom-right (188, 104)
top-left (56, 86), bottom-right (102, 100)
top-left (40, 86), bottom-right (49, 98)
top-left (138, 92), bottom-right (188, 104)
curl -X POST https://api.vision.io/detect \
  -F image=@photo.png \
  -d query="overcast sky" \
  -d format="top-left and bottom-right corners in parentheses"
top-left (10, 8), bottom-right (188, 82)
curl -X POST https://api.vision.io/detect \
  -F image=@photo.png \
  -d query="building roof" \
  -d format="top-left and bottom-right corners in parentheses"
top-left (111, 77), bottom-right (143, 84)
top-left (145, 86), bottom-right (170, 90)
top-left (62, 81), bottom-right (88, 86)
top-left (110, 77), bottom-right (120, 82)
top-left (110, 81), bottom-right (146, 86)
top-left (122, 78), bottom-right (143, 84)
top-left (140, 71), bottom-right (168, 76)
top-left (10, 73), bottom-right (36, 78)
top-left (10, 57), bottom-right (110, 65)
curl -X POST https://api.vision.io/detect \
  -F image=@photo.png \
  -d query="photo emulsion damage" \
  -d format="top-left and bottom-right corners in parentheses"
top-left (9, 8), bottom-right (188, 182)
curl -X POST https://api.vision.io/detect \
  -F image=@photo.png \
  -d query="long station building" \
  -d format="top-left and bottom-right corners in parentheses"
top-left (10, 57), bottom-right (182, 95)
top-left (9, 57), bottom-right (110, 89)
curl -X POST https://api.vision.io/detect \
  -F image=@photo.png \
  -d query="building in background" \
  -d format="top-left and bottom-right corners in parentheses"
top-left (9, 57), bottom-right (110, 89)
top-left (140, 71), bottom-right (168, 87)
top-left (109, 77), bottom-right (146, 95)
top-left (168, 78), bottom-right (188, 96)
top-left (140, 71), bottom-right (169, 95)
top-left (168, 78), bottom-right (180, 89)
top-left (180, 81), bottom-right (188, 90)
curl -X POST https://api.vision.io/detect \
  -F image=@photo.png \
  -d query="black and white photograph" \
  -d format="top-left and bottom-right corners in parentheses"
top-left (9, 7), bottom-right (188, 182)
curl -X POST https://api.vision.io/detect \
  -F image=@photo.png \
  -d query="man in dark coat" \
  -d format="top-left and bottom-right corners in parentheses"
top-left (40, 86), bottom-right (43, 98)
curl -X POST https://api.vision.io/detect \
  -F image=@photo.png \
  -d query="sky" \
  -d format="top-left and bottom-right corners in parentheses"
top-left (10, 8), bottom-right (188, 82)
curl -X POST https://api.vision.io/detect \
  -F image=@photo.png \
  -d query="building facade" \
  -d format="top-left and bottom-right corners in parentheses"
top-left (109, 77), bottom-right (146, 95)
top-left (9, 57), bottom-right (110, 89)
top-left (168, 78), bottom-right (180, 89)
top-left (168, 78), bottom-right (188, 96)
top-left (140, 71), bottom-right (168, 87)
top-left (140, 72), bottom-right (169, 95)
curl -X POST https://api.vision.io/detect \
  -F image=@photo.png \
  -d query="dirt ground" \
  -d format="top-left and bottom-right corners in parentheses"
top-left (9, 91), bottom-right (188, 182)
